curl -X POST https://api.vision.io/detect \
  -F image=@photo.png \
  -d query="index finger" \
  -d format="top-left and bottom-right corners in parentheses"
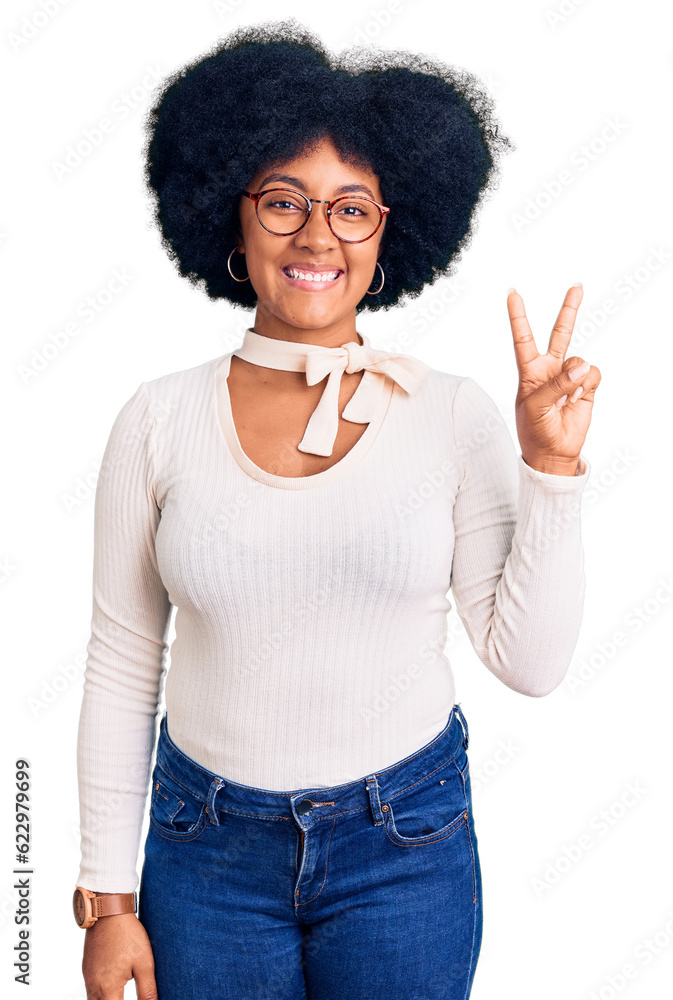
top-left (507, 288), bottom-right (538, 372)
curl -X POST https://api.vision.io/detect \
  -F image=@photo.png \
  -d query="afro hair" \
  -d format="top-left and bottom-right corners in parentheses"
top-left (141, 17), bottom-right (515, 313)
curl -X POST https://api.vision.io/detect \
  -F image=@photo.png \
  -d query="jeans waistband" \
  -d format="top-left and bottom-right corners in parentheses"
top-left (154, 703), bottom-right (470, 830)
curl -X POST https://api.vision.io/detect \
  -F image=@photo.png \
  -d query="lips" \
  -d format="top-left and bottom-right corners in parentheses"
top-left (280, 265), bottom-right (345, 289)
top-left (282, 266), bottom-right (343, 282)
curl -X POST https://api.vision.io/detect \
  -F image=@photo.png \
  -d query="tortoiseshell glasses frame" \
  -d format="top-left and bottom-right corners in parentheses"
top-left (241, 188), bottom-right (390, 244)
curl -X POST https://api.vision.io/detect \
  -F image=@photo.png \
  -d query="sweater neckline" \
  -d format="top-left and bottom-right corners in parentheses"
top-left (213, 352), bottom-right (395, 490)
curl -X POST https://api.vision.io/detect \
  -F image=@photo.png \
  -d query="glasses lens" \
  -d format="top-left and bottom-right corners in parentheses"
top-left (257, 190), bottom-right (309, 234)
top-left (329, 198), bottom-right (381, 242)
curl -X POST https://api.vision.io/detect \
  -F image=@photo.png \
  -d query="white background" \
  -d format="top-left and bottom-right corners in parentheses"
top-left (2, 0), bottom-right (672, 997)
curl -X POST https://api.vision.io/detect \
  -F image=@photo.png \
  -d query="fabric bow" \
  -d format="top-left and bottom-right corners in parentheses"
top-left (298, 339), bottom-right (431, 456)
top-left (231, 328), bottom-right (432, 458)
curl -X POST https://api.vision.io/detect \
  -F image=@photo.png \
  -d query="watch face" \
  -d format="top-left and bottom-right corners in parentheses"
top-left (73, 889), bottom-right (86, 926)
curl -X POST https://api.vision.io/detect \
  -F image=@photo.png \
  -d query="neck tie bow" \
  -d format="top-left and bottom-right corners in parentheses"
top-left (232, 328), bottom-right (431, 458)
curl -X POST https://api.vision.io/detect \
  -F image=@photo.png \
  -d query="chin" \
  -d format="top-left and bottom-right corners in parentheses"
top-left (287, 304), bottom-right (351, 328)
top-left (285, 310), bottom-right (342, 328)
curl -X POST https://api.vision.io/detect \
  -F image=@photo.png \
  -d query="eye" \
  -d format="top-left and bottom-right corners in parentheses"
top-left (336, 204), bottom-right (366, 217)
top-left (267, 199), bottom-right (303, 211)
top-left (258, 190), bottom-right (306, 212)
top-left (332, 197), bottom-right (376, 217)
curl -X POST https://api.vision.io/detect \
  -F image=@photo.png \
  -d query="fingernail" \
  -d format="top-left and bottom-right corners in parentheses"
top-left (569, 361), bottom-right (590, 381)
top-left (555, 394), bottom-right (568, 408)
top-left (507, 287), bottom-right (517, 295)
top-left (571, 282), bottom-right (583, 288)
top-left (570, 385), bottom-right (584, 402)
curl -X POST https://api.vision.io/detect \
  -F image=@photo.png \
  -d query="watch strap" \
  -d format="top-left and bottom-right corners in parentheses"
top-left (93, 892), bottom-right (137, 918)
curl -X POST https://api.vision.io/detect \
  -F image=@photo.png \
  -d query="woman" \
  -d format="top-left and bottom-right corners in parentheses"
top-left (74, 19), bottom-right (600, 1000)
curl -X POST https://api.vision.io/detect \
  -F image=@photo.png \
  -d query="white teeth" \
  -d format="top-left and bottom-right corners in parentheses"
top-left (285, 268), bottom-right (341, 282)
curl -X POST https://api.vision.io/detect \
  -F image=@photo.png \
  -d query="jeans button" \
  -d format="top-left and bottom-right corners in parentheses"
top-left (296, 799), bottom-right (313, 816)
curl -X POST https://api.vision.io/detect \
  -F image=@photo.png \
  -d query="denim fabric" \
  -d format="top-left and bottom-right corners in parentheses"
top-left (138, 704), bottom-right (483, 999)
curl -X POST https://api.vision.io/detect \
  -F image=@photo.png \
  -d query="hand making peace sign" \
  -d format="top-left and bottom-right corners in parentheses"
top-left (507, 284), bottom-right (601, 476)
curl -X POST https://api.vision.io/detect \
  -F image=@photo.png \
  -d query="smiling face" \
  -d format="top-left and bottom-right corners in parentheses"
top-left (235, 135), bottom-right (387, 346)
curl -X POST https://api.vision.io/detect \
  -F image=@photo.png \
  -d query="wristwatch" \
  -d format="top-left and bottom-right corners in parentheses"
top-left (72, 887), bottom-right (137, 928)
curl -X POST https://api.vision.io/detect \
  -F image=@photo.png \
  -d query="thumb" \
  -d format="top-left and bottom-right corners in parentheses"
top-left (529, 358), bottom-right (591, 409)
top-left (134, 968), bottom-right (159, 1000)
top-left (561, 355), bottom-right (590, 377)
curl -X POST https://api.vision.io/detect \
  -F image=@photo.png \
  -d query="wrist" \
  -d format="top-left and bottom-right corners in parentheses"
top-left (522, 454), bottom-right (581, 477)
top-left (73, 886), bottom-right (137, 928)
top-left (85, 910), bottom-right (137, 929)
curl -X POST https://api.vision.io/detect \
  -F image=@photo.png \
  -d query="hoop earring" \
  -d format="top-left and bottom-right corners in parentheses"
top-left (227, 247), bottom-right (249, 282)
top-left (366, 261), bottom-right (385, 295)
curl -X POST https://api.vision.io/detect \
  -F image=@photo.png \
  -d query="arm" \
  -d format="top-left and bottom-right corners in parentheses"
top-left (449, 376), bottom-right (590, 697)
top-left (76, 381), bottom-right (172, 892)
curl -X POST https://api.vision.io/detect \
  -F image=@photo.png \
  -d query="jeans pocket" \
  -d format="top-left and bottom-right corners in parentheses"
top-left (149, 763), bottom-right (208, 842)
top-left (383, 754), bottom-right (468, 847)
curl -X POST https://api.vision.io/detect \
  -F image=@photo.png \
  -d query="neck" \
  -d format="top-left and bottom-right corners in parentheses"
top-left (250, 311), bottom-right (363, 349)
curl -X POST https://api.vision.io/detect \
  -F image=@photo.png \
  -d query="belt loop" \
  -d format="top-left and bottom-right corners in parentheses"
top-left (365, 775), bottom-right (384, 826)
top-left (454, 703), bottom-right (469, 749)
top-left (206, 777), bottom-right (225, 826)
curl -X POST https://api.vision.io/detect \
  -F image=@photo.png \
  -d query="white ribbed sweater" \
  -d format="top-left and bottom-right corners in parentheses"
top-left (76, 350), bottom-right (591, 892)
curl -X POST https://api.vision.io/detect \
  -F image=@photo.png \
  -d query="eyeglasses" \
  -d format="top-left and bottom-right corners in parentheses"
top-left (241, 188), bottom-right (390, 244)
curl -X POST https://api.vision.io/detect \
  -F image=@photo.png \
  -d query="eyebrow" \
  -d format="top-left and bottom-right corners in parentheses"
top-left (257, 173), bottom-right (378, 201)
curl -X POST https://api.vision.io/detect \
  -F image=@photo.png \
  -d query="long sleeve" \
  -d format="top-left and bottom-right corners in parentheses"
top-left (449, 376), bottom-right (590, 697)
top-left (76, 382), bottom-right (172, 892)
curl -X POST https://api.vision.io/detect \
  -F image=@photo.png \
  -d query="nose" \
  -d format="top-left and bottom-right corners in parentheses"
top-left (295, 202), bottom-right (340, 249)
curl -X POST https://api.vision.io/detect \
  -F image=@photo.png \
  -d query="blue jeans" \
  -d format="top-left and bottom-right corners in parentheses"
top-left (138, 704), bottom-right (483, 999)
